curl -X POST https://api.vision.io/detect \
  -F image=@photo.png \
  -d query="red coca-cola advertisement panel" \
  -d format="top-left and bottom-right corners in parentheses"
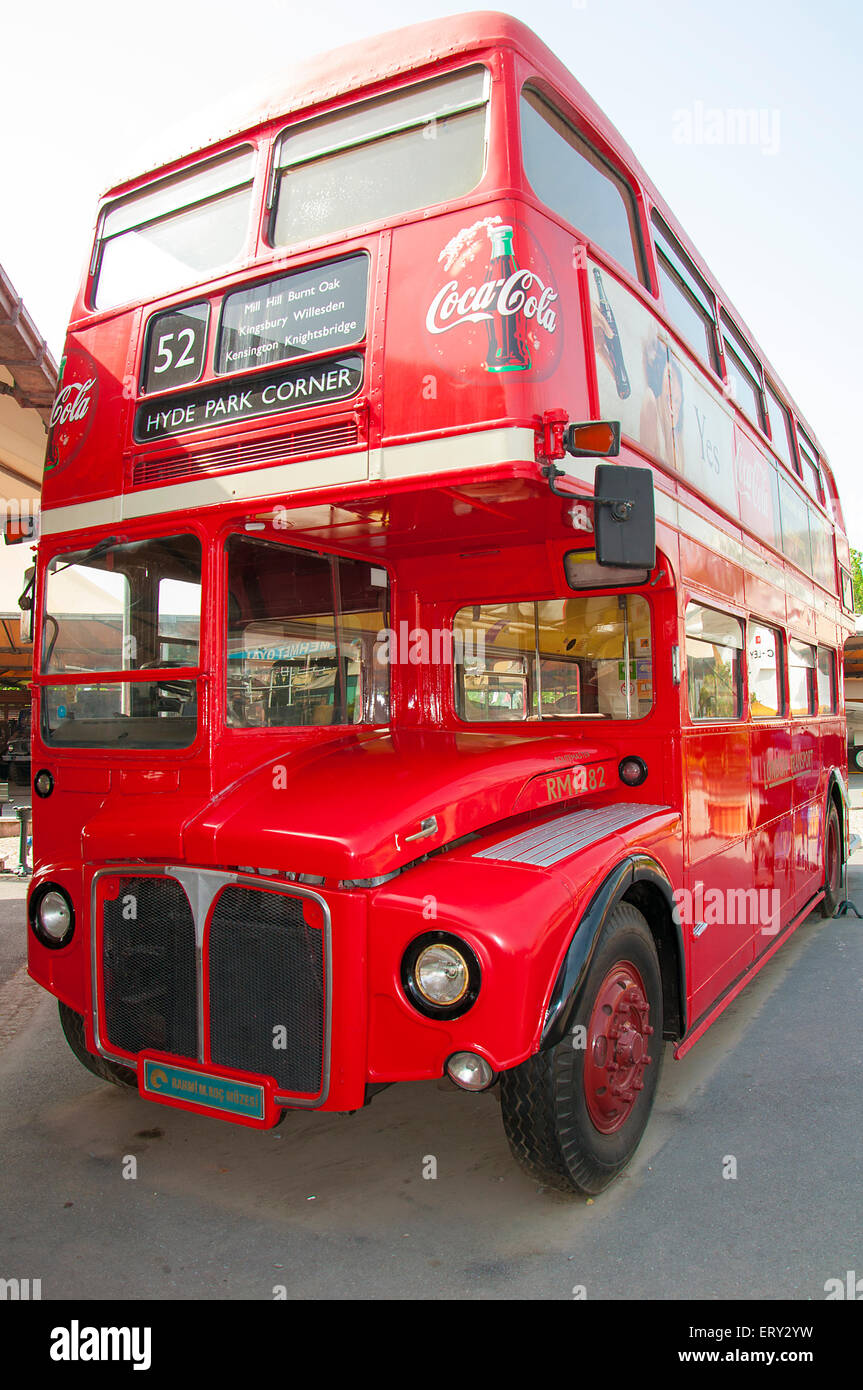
top-left (383, 202), bottom-right (590, 443)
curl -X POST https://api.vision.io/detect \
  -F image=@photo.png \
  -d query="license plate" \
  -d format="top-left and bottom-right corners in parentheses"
top-left (140, 1058), bottom-right (268, 1124)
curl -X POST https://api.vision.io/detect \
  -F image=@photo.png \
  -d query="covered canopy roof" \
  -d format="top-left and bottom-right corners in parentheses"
top-left (0, 261), bottom-right (57, 427)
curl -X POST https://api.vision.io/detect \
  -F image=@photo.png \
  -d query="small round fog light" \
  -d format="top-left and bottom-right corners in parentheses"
top-left (446, 1052), bottom-right (496, 1092)
top-left (34, 769), bottom-right (54, 798)
top-left (31, 887), bottom-right (74, 949)
top-left (619, 755), bottom-right (648, 787)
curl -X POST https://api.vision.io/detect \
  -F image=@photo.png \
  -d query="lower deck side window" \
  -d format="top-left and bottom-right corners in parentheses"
top-left (454, 593), bottom-right (652, 721)
top-left (789, 640), bottom-right (817, 717)
top-left (685, 603), bottom-right (744, 720)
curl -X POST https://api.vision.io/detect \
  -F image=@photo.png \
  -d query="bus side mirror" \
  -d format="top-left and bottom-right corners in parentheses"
top-left (3, 514), bottom-right (37, 544)
top-left (18, 567), bottom-right (34, 645)
top-left (594, 464), bottom-right (656, 570)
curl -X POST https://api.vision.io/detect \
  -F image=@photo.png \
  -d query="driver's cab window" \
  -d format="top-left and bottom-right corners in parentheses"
top-left (157, 577), bottom-right (202, 664)
top-left (42, 534), bottom-right (201, 675)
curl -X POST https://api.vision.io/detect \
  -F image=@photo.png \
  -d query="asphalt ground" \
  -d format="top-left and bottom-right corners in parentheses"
top-left (0, 853), bottom-right (860, 1304)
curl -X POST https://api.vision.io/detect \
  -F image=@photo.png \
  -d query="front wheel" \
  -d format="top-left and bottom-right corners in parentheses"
top-left (58, 1002), bottom-right (138, 1088)
top-left (500, 901), bottom-right (663, 1195)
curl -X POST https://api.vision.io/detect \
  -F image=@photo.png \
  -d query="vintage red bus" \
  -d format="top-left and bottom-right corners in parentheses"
top-left (24, 11), bottom-right (853, 1194)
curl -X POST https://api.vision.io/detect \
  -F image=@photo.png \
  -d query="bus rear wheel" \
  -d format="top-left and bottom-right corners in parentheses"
top-left (500, 901), bottom-right (663, 1195)
top-left (58, 1002), bottom-right (138, 1089)
top-left (820, 801), bottom-right (842, 918)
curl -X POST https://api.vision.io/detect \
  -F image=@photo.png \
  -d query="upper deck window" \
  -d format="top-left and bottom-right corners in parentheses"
top-left (797, 427), bottom-right (825, 504)
top-left (720, 312), bottom-right (764, 428)
top-left (651, 214), bottom-right (718, 370)
top-left (520, 87), bottom-right (643, 283)
top-left (763, 381), bottom-right (796, 472)
top-left (93, 149), bottom-right (255, 311)
top-left (270, 68), bottom-right (488, 247)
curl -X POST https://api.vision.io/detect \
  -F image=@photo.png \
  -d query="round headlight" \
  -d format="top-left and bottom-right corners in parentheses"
top-left (34, 769), bottom-right (54, 798)
top-left (31, 887), bottom-right (74, 949)
top-left (415, 943), bottom-right (469, 1006)
top-left (401, 932), bottom-right (481, 1019)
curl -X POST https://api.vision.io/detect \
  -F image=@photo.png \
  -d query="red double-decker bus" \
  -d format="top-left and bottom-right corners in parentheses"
top-left (25, 12), bottom-right (853, 1194)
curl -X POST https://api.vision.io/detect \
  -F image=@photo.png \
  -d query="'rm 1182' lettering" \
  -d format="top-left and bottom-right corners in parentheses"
top-left (546, 765), bottom-right (606, 802)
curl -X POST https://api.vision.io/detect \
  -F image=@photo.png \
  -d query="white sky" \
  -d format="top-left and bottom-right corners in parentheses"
top-left (2, 0), bottom-right (861, 541)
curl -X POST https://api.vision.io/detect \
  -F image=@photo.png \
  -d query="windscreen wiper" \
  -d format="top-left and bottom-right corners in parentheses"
top-left (20, 535), bottom-right (122, 612)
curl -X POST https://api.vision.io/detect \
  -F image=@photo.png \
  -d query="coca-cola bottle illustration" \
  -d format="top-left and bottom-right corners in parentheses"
top-left (484, 224), bottom-right (531, 372)
top-left (592, 268), bottom-right (631, 399)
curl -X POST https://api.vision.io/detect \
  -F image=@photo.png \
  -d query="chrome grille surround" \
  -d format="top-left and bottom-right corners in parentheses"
top-left (90, 865), bottom-right (332, 1108)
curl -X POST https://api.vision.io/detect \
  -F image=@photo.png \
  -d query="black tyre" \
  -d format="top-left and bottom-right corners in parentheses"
top-left (500, 901), bottom-right (663, 1195)
top-left (58, 1002), bottom-right (138, 1088)
top-left (820, 801), bottom-right (842, 918)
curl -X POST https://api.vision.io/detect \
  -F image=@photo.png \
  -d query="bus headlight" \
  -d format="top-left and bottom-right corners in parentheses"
top-left (30, 886), bottom-right (75, 949)
top-left (401, 932), bottom-right (480, 1019)
top-left (417, 943), bottom-right (468, 1004)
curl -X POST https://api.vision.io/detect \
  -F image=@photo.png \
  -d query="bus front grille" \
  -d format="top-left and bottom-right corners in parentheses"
top-left (97, 871), bottom-right (327, 1099)
top-left (208, 885), bottom-right (325, 1094)
top-left (102, 876), bottom-right (198, 1059)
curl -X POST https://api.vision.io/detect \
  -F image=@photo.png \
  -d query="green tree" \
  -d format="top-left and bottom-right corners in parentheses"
top-left (851, 549), bottom-right (863, 613)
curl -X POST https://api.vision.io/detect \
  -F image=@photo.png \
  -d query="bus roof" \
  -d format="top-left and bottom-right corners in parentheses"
top-left (97, 10), bottom-right (833, 481)
top-left (101, 12), bottom-right (631, 198)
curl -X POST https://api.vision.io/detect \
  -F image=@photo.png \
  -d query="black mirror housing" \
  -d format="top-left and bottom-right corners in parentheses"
top-left (594, 464), bottom-right (656, 570)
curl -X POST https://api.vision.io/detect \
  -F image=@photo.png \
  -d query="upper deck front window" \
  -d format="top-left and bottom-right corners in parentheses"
top-left (270, 67), bottom-right (488, 247)
top-left (93, 148), bottom-right (256, 311)
top-left (521, 87), bottom-right (644, 284)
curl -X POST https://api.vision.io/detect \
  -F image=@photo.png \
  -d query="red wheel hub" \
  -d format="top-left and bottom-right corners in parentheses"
top-left (583, 959), bottom-right (653, 1134)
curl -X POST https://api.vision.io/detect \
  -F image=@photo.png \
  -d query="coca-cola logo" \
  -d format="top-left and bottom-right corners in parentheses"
top-left (424, 217), bottom-right (562, 379)
top-left (49, 378), bottom-right (95, 428)
top-left (45, 347), bottom-right (99, 475)
top-left (426, 270), bottom-right (559, 336)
